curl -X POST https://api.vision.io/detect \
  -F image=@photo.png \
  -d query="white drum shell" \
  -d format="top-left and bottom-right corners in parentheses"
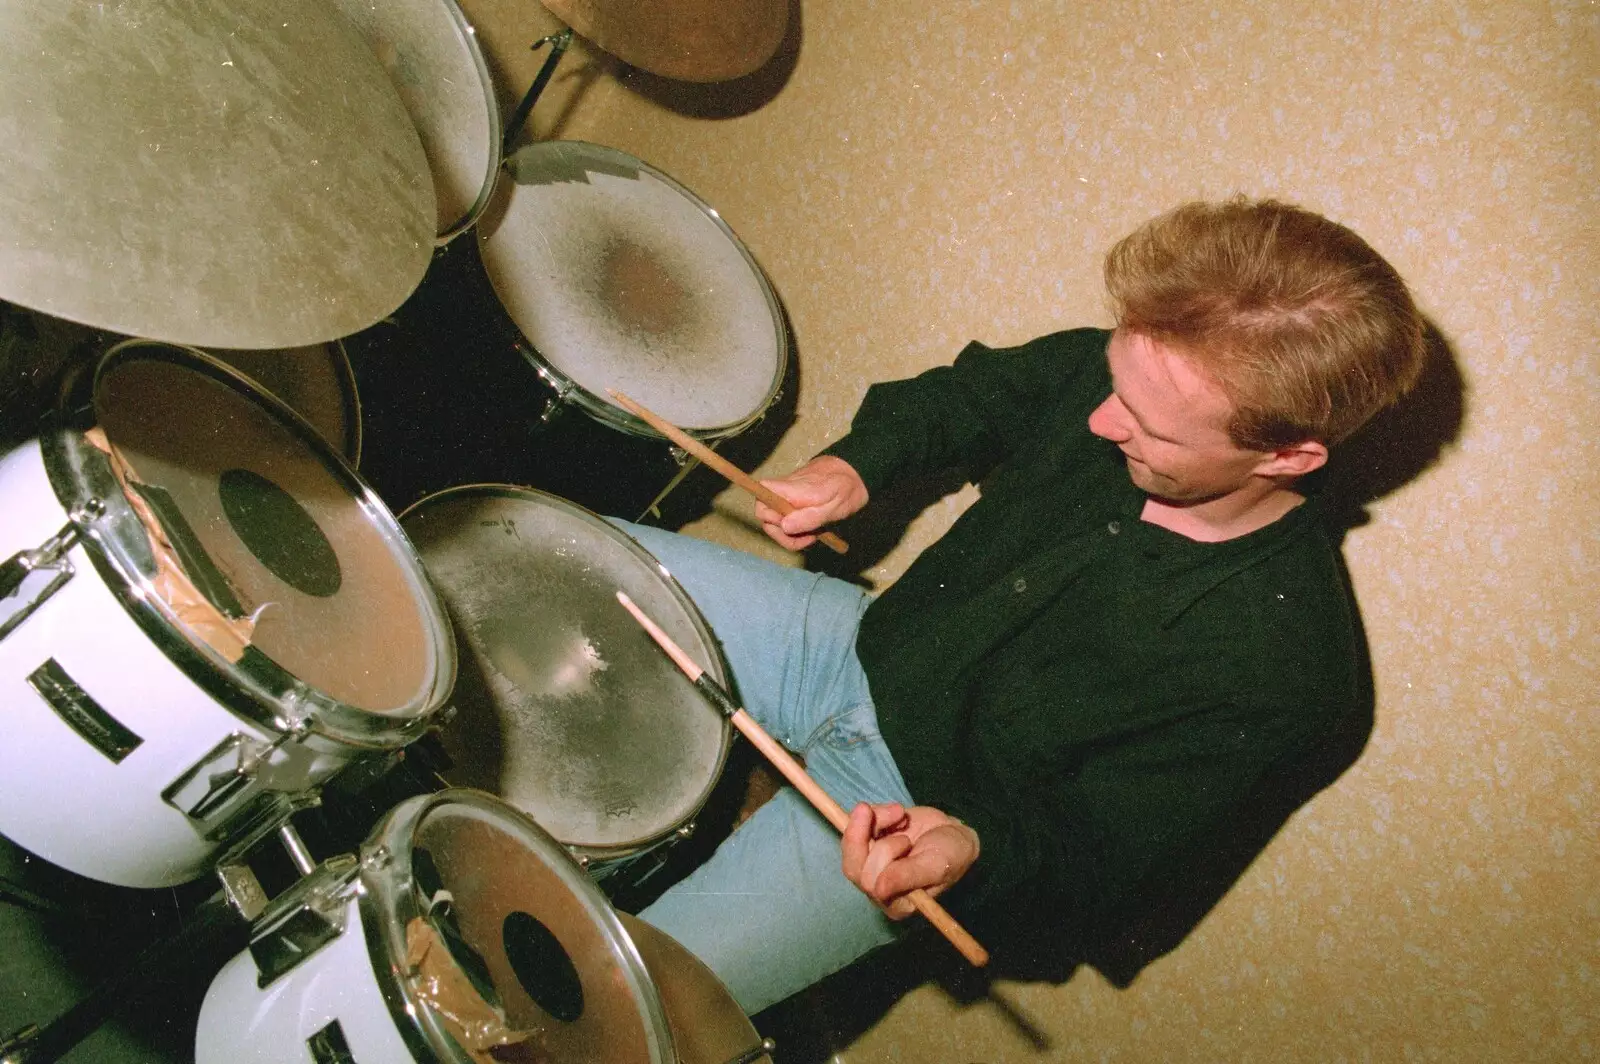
top-left (195, 895), bottom-right (414, 1064)
top-left (0, 440), bottom-right (351, 887)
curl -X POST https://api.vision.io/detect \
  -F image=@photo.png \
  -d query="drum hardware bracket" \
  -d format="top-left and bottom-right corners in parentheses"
top-left (0, 500), bottom-right (104, 644)
top-left (213, 791), bottom-right (326, 921)
top-left (162, 721), bottom-right (310, 828)
top-left (244, 853), bottom-right (361, 988)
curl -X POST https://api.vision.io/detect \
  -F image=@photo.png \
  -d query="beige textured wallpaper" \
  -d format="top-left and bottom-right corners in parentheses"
top-left (483, 1), bottom-right (1594, 1060)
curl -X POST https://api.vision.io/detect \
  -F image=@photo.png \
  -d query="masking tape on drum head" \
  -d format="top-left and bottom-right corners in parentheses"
top-left (405, 917), bottom-right (532, 1063)
top-left (83, 426), bottom-right (257, 663)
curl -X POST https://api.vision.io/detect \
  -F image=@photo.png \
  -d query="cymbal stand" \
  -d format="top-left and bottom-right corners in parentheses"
top-left (502, 28), bottom-right (573, 156)
top-left (0, 891), bottom-right (248, 1064)
top-left (0, 806), bottom-right (326, 1064)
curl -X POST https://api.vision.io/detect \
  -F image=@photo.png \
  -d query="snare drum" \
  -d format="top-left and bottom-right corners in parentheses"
top-left (347, 141), bottom-right (788, 517)
top-left (399, 485), bottom-right (732, 877)
top-left (0, 341), bottom-right (456, 887)
top-left (195, 789), bottom-right (677, 1064)
top-left (331, 0), bottom-right (501, 243)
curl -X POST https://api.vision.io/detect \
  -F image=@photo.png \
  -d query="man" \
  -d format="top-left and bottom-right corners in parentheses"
top-left (615, 197), bottom-right (1426, 1014)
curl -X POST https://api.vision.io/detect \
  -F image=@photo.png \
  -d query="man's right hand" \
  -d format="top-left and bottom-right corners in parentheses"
top-left (756, 455), bottom-right (868, 550)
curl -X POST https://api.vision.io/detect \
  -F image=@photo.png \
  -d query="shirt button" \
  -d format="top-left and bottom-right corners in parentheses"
top-left (1013, 578), bottom-right (1027, 593)
top-left (1107, 520), bottom-right (1121, 535)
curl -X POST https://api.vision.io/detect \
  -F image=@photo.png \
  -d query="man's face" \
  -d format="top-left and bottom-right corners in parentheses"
top-left (1087, 329), bottom-right (1276, 503)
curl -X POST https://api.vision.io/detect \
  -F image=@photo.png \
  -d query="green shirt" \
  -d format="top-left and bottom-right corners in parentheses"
top-left (824, 329), bottom-right (1365, 932)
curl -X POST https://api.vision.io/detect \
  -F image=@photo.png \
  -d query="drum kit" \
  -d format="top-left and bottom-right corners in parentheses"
top-left (0, 0), bottom-right (789, 1062)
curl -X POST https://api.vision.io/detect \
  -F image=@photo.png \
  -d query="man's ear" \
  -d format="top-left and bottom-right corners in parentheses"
top-left (1255, 440), bottom-right (1328, 479)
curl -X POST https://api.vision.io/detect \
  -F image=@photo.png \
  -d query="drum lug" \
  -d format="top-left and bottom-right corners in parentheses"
top-left (0, 500), bottom-right (104, 644)
top-left (676, 821), bottom-right (696, 841)
top-left (245, 853), bottom-right (360, 987)
top-left (537, 389), bottom-right (569, 426)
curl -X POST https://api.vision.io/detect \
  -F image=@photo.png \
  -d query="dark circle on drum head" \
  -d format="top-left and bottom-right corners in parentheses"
top-left (503, 910), bottom-right (584, 1024)
top-left (218, 467), bottom-right (342, 597)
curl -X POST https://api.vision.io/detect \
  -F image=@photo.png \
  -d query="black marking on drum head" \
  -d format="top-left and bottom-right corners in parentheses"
top-left (218, 468), bottom-right (342, 597)
top-left (503, 910), bottom-right (584, 1023)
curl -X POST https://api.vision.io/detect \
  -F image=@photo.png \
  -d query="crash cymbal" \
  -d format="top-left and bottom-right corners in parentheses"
top-left (0, 0), bottom-right (434, 350)
top-left (540, 0), bottom-right (787, 83)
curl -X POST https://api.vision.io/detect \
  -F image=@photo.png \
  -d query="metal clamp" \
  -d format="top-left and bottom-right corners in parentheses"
top-left (246, 853), bottom-right (361, 987)
top-left (162, 728), bottom-right (301, 827)
top-left (0, 501), bottom-right (103, 643)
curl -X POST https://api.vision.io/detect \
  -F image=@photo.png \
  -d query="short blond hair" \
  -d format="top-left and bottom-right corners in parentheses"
top-left (1105, 197), bottom-right (1426, 449)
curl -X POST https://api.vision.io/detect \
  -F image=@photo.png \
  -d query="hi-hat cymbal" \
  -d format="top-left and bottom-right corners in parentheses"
top-left (541, 0), bottom-right (787, 83)
top-left (0, 0), bottom-right (435, 350)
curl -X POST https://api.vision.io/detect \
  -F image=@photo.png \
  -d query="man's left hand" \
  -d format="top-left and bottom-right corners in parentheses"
top-left (840, 802), bottom-right (980, 919)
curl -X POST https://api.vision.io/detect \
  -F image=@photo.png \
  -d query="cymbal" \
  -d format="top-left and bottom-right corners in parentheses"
top-left (541, 0), bottom-right (787, 83)
top-left (0, 0), bottom-right (435, 350)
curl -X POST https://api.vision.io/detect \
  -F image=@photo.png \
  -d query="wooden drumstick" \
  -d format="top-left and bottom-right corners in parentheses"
top-left (615, 591), bottom-right (990, 968)
top-left (606, 390), bottom-right (849, 555)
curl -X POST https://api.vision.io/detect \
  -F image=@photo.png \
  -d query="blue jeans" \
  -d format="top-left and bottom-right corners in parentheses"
top-left (610, 521), bottom-right (915, 1015)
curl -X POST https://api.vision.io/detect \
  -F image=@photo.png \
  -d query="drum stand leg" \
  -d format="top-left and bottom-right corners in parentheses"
top-left (0, 801), bottom-right (325, 1063)
top-left (639, 454), bottom-right (704, 522)
top-left (503, 28), bottom-right (573, 156)
top-left (0, 894), bottom-right (249, 1064)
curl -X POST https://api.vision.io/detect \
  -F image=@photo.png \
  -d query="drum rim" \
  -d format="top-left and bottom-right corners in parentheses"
top-left (204, 338), bottom-right (365, 466)
top-left (331, 336), bottom-right (366, 466)
top-left (399, 482), bottom-right (736, 857)
top-left (429, 0), bottom-right (503, 246)
top-left (356, 788), bottom-right (677, 1064)
top-left (38, 339), bottom-right (458, 750)
top-left (478, 139), bottom-right (790, 441)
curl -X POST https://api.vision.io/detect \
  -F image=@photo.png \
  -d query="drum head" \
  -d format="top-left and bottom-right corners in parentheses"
top-left (91, 343), bottom-right (450, 719)
top-left (332, 0), bottom-right (500, 242)
top-left (620, 914), bottom-right (772, 1064)
top-left (363, 791), bottom-right (674, 1063)
top-left (205, 343), bottom-right (363, 465)
top-left (480, 141), bottom-right (786, 436)
top-left (402, 486), bottom-right (731, 856)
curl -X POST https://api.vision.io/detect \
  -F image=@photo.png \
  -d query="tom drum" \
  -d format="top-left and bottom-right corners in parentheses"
top-left (348, 141), bottom-right (788, 518)
top-left (0, 341), bottom-right (456, 887)
top-left (195, 789), bottom-right (678, 1064)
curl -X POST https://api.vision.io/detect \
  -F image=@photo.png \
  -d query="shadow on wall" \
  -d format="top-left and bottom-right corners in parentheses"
top-left (612, 0), bottom-right (803, 120)
top-left (750, 325), bottom-right (1467, 1062)
top-left (1322, 321), bottom-right (1469, 536)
